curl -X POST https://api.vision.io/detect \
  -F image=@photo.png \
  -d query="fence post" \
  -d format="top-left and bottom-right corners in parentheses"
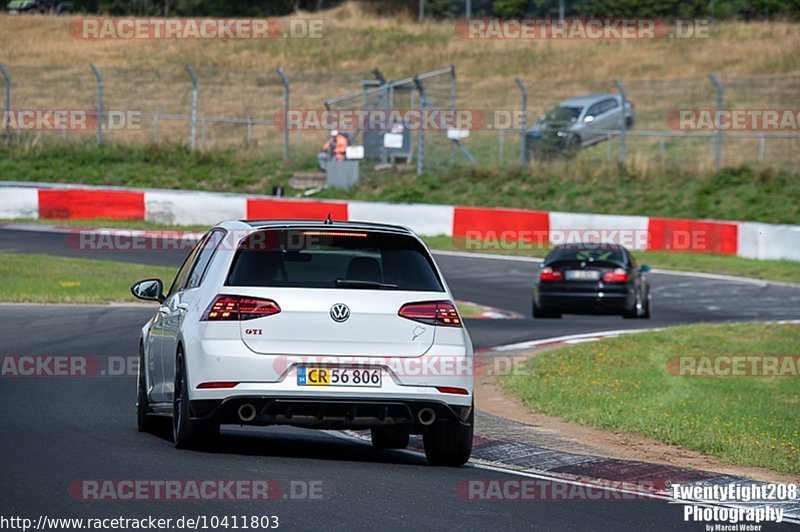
top-left (465, 0), bottom-right (471, 18)
top-left (246, 116), bottom-right (253, 149)
top-left (185, 65), bottom-right (198, 150)
top-left (89, 65), bottom-right (103, 145)
top-left (708, 73), bottom-right (723, 169)
top-left (276, 67), bottom-right (290, 161)
top-left (498, 129), bottom-right (504, 166)
top-left (515, 77), bottom-right (528, 166)
top-left (0, 65), bottom-right (10, 144)
top-left (418, 0), bottom-right (425, 23)
top-left (758, 134), bottom-right (765, 162)
top-left (613, 78), bottom-right (627, 164)
top-left (414, 77), bottom-right (424, 176)
top-left (450, 65), bottom-right (457, 165)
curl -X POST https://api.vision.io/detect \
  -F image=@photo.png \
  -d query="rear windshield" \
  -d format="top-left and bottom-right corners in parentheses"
top-left (226, 229), bottom-right (444, 291)
top-left (547, 248), bottom-right (627, 264)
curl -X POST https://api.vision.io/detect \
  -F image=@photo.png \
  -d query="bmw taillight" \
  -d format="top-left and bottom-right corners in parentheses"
top-left (603, 268), bottom-right (629, 283)
top-left (201, 295), bottom-right (281, 321)
top-left (398, 301), bottom-right (462, 327)
top-left (539, 267), bottom-right (563, 282)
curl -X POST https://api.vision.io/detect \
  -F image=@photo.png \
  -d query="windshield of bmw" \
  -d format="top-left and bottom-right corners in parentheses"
top-left (226, 229), bottom-right (444, 291)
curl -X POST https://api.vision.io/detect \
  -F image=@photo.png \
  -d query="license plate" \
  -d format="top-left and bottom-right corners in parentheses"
top-left (565, 270), bottom-right (600, 281)
top-left (297, 367), bottom-right (381, 387)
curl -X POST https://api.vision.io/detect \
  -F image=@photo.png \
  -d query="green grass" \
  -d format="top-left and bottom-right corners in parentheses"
top-left (501, 322), bottom-right (800, 474)
top-left (0, 253), bottom-right (174, 304)
top-left (0, 252), bottom-right (480, 317)
top-left (1, 143), bottom-right (799, 224)
top-left (454, 301), bottom-right (486, 318)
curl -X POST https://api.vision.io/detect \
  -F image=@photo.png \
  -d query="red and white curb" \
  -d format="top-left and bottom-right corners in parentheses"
top-left (327, 429), bottom-right (800, 524)
top-left (2, 181), bottom-right (799, 262)
top-left (456, 300), bottom-right (521, 320)
top-left (490, 328), bottom-right (662, 352)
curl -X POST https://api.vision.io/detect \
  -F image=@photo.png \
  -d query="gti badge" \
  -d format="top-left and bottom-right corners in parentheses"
top-left (330, 303), bottom-right (350, 323)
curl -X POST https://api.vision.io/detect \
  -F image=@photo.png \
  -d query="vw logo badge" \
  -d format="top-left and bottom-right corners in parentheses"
top-left (330, 303), bottom-right (350, 323)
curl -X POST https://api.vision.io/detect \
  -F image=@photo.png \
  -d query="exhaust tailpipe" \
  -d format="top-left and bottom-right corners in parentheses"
top-left (418, 408), bottom-right (436, 426)
top-left (238, 403), bottom-right (257, 423)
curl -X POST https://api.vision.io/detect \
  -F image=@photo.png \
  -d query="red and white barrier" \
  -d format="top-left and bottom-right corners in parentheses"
top-left (1, 182), bottom-right (798, 262)
top-left (0, 187), bottom-right (39, 219)
top-left (738, 222), bottom-right (800, 261)
top-left (146, 190), bottom-right (246, 226)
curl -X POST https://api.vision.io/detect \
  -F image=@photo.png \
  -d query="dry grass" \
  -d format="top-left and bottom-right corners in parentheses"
top-left (1, 4), bottom-right (799, 162)
top-left (2, 4), bottom-right (799, 76)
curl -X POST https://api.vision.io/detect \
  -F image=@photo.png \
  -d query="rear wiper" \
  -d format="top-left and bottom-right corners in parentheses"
top-left (335, 279), bottom-right (399, 290)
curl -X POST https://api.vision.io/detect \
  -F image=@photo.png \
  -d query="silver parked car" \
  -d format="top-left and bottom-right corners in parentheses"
top-left (526, 93), bottom-right (635, 156)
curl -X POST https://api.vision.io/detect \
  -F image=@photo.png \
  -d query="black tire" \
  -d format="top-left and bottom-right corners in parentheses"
top-left (533, 302), bottom-right (562, 319)
top-left (173, 349), bottom-right (218, 450)
top-left (623, 290), bottom-right (644, 319)
top-left (640, 290), bottom-right (652, 319)
top-left (137, 343), bottom-right (156, 433)
top-left (564, 134), bottom-right (581, 155)
top-left (423, 406), bottom-right (474, 467)
top-left (370, 429), bottom-right (409, 450)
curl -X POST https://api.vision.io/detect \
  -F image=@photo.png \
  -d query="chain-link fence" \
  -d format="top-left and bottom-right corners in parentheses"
top-left (1, 64), bottom-right (798, 172)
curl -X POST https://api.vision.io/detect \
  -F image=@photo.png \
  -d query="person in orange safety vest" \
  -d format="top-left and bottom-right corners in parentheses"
top-left (318, 129), bottom-right (349, 170)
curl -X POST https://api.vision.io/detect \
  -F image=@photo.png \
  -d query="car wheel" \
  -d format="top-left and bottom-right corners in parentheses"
top-left (370, 428), bottom-right (409, 450)
top-left (623, 290), bottom-right (643, 319)
top-left (640, 290), bottom-right (652, 319)
top-left (423, 405), bottom-right (473, 467)
top-left (137, 343), bottom-right (156, 433)
top-left (173, 349), bottom-right (218, 450)
top-left (565, 135), bottom-right (581, 154)
top-left (533, 302), bottom-right (561, 319)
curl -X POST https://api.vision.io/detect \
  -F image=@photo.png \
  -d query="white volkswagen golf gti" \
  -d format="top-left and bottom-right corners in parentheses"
top-left (131, 219), bottom-right (474, 466)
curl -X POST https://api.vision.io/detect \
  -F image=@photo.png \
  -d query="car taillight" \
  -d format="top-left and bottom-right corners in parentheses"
top-left (201, 295), bottom-right (281, 321)
top-left (603, 268), bottom-right (629, 283)
top-left (398, 301), bottom-right (462, 327)
top-left (539, 267), bottom-right (563, 282)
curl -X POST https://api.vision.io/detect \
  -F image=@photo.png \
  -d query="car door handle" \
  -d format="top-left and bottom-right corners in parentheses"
top-left (158, 306), bottom-right (170, 316)
top-left (177, 303), bottom-right (189, 312)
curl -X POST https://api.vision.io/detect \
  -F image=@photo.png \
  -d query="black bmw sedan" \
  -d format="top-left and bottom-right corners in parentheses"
top-left (532, 243), bottom-right (651, 319)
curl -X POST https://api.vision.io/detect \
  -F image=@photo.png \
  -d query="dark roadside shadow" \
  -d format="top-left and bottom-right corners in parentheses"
top-left (144, 418), bottom-right (429, 467)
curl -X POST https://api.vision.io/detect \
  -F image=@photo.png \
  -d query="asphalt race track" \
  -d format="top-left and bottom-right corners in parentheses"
top-left (1, 226), bottom-right (799, 531)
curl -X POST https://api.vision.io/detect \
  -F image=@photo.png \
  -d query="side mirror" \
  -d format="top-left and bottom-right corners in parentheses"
top-left (639, 264), bottom-right (650, 273)
top-left (583, 115), bottom-right (595, 123)
top-left (131, 279), bottom-right (165, 303)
